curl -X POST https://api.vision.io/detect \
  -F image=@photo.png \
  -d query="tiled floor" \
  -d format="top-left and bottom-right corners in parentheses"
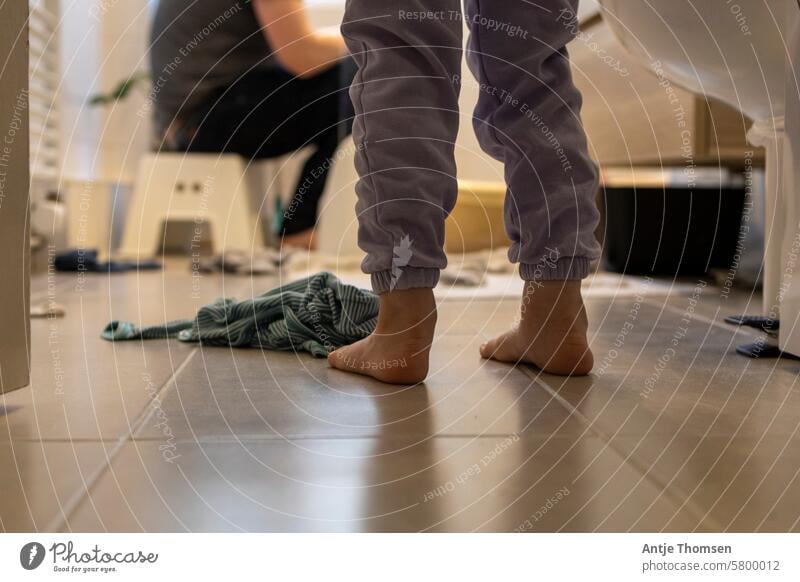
top-left (1, 266), bottom-right (798, 532)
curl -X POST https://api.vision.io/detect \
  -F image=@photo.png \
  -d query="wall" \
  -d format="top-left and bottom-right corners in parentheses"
top-left (58, 0), bottom-right (152, 183)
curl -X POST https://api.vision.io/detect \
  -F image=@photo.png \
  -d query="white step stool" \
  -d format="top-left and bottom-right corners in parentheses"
top-left (118, 152), bottom-right (267, 258)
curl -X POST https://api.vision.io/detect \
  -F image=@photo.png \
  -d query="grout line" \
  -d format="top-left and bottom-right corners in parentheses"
top-left (525, 369), bottom-right (725, 531)
top-left (1, 432), bottom-right (570, 444)
top-left (133, 433), bottom-right (552, 444)
top-left (641, 297), bottom-right (760, 338)
top-left (43, 349), bottom-right (199, 533)
top-left (472, 323), bottom-right (722, 525)
top-left (130, 350), bottom-right (200, 440)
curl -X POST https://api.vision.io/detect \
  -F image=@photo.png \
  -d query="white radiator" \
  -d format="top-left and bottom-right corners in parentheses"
top-left (28, 0), bottom-right (67, 252)
top-left (28, 0), bottom-right (60, 182)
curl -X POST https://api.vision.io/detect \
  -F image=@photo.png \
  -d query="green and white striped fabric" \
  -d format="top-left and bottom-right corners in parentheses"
top-left (101, 272), bottom-right (378, 357)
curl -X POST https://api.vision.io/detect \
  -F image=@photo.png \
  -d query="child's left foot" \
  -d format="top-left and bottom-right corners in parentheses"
top-left (480, 280), bottom-right (593, 376)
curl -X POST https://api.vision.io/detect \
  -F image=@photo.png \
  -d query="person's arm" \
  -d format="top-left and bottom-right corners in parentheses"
top-left (253, 0), bottom-right (347, 79)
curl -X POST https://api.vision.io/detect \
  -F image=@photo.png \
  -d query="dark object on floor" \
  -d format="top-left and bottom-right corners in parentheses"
top-left (54, 249), bottom-right (160, 273)
top-left (602, 170), bottom-right (746, 276)
top-left (195, 248), bottom-right (291, 276)
top-left (101, 272), bottom-right (378, 357)
top-left (735, 337), bottom-right (800, 359)
top-left (725, 314), bottom-right (779, 334)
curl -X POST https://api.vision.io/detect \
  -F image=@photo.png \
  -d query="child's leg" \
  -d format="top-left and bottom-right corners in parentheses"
top-left (465, 0), bottom-right (600, 375)
top-left (328, 1), bottom-right (463, 384)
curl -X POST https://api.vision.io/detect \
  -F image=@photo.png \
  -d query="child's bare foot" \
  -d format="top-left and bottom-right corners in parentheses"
top-left (480, 280), bottom-right (593, 376)
top-left (328, 288), bottom-right (436, 384)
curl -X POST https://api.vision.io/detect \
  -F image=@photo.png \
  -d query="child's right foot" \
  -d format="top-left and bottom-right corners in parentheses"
top-left (328, 287), bottom-right (437, 385)
top-left (480, 280), bottom-right (593, 376)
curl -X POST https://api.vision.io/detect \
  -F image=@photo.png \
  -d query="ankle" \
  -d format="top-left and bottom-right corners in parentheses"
top-left (518, 280), bottom-right (586, 328)
top-left (375, 288), bottom-right (437, 336)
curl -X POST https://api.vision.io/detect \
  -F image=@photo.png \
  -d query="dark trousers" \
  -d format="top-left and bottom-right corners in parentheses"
top-left (183, 61), bottom-right (356, 235)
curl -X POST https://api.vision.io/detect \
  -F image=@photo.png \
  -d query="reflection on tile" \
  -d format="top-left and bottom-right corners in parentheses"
top-left (134, 335), bottom-right (586, 440)
top-left (609, 435), bottom-right (800, 532)
top-left (0, 441), bottom-right (108, 532)
top-left (656, 287), bottom-right (764, 329)
top-left (517, 298), bottom-right (800, 441)
top-left (64, 436), bottom-right (702, 532)
top-left (517, 290), bottom-right (800, 533)
top-left (6, 267), bottom-right (797, 533)
top-left (1, 271), bottom-right (257, 440)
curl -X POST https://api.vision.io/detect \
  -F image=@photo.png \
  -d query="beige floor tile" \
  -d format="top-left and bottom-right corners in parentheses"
top-left (2, 270), bottom-right (260, 440)
top-left (513, 297), bottom-right (800, 441)
top-left (0, 441), bottom-right (109, 532)
top-left (135, 334), bottom-right (586, 440)
top-left (608, 435), bottom-right (800, 532)
top-left (63, 436), bottom-right (704, 532)
top-left (11, 267), bottom-right (795, 533)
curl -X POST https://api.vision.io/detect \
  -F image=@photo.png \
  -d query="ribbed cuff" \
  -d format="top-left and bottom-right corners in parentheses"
top-left (371, 267), bottom-right (440, 294)
top-left (520, 257), bottom-right (591, 281)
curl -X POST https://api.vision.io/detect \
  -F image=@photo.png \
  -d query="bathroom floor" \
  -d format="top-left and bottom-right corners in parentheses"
top-left (2, 263), bottom-right (799, 532)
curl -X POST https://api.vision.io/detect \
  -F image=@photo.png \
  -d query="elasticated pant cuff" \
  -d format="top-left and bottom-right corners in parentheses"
top-left (371, 267), bottom-right (440, 294)
top-left (520, 257), bottom-right (591, 281)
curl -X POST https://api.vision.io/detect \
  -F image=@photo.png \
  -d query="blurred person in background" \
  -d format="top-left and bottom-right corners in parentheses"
top-left (150, 0), bottom-right (355, 249)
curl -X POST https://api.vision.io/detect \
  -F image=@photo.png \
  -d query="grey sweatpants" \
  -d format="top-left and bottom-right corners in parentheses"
top-left (342, 0), bottom-right (601, 294)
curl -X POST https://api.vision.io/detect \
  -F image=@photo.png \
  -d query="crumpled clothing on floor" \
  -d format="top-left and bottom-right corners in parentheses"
top-left (101, 272), bottom-right (378, 357)
top-left (194, 247), bottom-right (293, 276)
top-left (439, 247), bottom-right (516, 287)
top-left (55, 249), bottom-right (161, 272)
